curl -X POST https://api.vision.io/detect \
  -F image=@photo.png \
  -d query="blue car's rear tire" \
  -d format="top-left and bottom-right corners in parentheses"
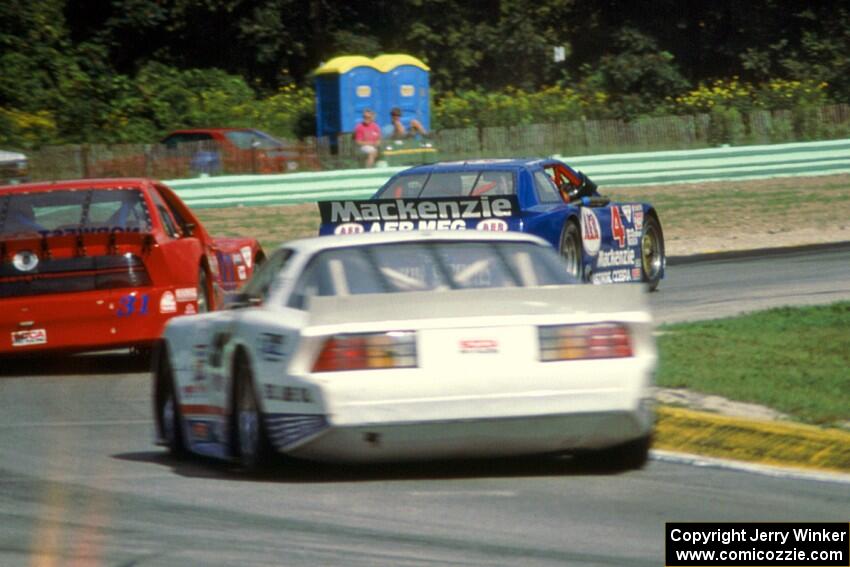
top-left (559, 220), bottom-right (584, 281)
top-left (640, 216), bottom-right (665, 291)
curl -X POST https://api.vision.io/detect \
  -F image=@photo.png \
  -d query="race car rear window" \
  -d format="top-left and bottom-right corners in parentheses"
top-left (288, 240), bottom-right (575, 308)
top-left (375, 171), bottom-right (515, 199)
top-left (0, 189), bottom-right (152, 237)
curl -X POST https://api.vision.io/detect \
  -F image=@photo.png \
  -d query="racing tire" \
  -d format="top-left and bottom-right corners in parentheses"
top-left (640, 216), bottom-right (665, 292)
top-left (154, 344), bottom-right (187, 458)
top-left (559, 220), bottom-right (584, 281)
top-left (197, 268), bottom-right (211, 313)
top-left (585, 435), bottom-right (651, 471)
top-left (233, 353), bottom-right (272, 471)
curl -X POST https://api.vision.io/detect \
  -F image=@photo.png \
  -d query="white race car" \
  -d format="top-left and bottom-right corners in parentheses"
top-left (153, 231), bottom-right (656, 470)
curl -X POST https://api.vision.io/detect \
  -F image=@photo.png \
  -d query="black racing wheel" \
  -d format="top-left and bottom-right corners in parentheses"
top-left (559, 220), bottom-right (584, 281)
top-left (154, 343), bottom-right (187, 457)
top-left (640, 215), bottom-right (665, 291)
top-left (233, 352), bottom-right (272, 471)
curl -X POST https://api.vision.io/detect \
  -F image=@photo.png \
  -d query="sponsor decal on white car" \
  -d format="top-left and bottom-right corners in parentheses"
top-left (459, 339), bottom-right (499, 354)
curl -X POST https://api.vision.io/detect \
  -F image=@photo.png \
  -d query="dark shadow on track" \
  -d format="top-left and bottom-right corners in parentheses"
top-left (114, 449), bottom-right (639, 483)
top-left (0, 351), bottom-right (151, 378)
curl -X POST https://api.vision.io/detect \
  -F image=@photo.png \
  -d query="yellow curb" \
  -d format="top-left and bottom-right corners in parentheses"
top-left (654, 406), bottom-right (850, 473)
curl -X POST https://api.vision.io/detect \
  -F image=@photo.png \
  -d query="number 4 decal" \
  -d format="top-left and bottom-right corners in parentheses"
top-left (611, 206), bottom-right (626, 248)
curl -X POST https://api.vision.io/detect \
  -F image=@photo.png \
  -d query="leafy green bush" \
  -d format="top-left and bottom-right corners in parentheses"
top-left (707, 106), bottom-right (746, 146)
top-left (768, 111), bottom-right (795, 143)
top-left (0, 108), bottom-right (59, 149)
top-left (255, 85), bottom-right (316, 140)
top-left (670, 78), bottom-right (757, 115)
top-left (433, 86), bottom-right (595, 130)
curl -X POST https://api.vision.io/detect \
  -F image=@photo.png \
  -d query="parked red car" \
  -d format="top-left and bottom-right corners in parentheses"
top-left (90, 128), bottom-right (321, 179)
top-left (0, 178), bottom-right (264, 355)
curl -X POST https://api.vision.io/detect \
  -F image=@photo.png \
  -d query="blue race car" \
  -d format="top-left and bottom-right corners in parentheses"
top-left (318, 158), bottom-right (665, 290)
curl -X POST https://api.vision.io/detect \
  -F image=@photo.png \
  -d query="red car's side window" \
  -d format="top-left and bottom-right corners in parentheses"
top-left (161, 133), bottom-right (214, 149)
top-left (149, 188), bottom-right (180, 238)
top-left (154, 185), bottom-right (202, 239)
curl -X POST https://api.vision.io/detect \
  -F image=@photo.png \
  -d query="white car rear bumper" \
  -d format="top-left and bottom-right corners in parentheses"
top-left (271, 360), bottom-right (653, 462)
top-left (287, 407), bottom-right (653, 462)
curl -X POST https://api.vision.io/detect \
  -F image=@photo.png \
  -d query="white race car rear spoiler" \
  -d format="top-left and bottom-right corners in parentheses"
top-left (305, 284), bottom-right (651, 332)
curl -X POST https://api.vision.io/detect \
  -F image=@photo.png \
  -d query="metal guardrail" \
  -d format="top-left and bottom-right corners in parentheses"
top-left (167, 138), bottom-right (850, 209)
top-left (562, 138), bottom-right (850, 187)
top-left (168, 167), bottom-right (408, 209)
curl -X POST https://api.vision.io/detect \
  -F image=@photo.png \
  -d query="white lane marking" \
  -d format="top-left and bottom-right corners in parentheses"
top-left (0, 419), bottom-right (152, 428)
top-left (407, 490), bottom-right (518, 497)
top-left (652, 450), bottom-right (850, 485)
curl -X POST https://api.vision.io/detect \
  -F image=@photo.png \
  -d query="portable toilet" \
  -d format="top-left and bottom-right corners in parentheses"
top-left (314, 56), bottom-right (382, 138)
top-left (374, 54), bottom-right (430, 133)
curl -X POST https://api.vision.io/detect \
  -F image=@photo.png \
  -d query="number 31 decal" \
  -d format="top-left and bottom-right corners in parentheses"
top-left (117, 294), bottom-right (150, 317)
top-left (610, 206), bottom-right (626, 248)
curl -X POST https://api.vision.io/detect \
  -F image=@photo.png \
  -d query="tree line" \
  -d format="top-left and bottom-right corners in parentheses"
top-left (1, 0), bottom-right (848, 147)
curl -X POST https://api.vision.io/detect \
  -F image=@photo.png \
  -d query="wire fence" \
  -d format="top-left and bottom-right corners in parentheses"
top-left (23, 103), bottom-right (850, 181)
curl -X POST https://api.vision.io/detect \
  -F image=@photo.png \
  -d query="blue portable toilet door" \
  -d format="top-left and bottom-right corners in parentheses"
top-left (342, 67), bottom-right (382, 133)
top-left (385, 65), bottom-right (430, 132)
top-left (314, 75), bottom-right (341, 138)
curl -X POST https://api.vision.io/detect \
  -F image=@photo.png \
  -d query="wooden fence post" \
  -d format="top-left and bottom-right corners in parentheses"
top-left (80, 144), bottom-right (90, 178)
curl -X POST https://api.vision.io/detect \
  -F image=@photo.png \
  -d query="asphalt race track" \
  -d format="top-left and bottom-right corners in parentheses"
top-left (657, 242), bottom-right (850, 323)
top-left (1, 245), bottom-right (849, 566)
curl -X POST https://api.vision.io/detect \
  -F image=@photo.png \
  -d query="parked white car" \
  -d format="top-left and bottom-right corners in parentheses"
top-left (153, 231), bottom-right (657, 471)
top-left (0, 150), bottom-right (28, 185)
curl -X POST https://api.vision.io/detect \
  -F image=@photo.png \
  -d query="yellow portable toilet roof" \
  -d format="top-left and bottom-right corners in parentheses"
top-left (373, 54), bottom-right (430, 72)
top-left (314, 56), bottom-right (378, 75)
top-left (315, 54), bottom-right (429, 75)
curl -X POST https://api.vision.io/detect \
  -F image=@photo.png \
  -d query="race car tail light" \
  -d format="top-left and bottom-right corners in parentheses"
top-left (312, 331), bottom-right (417, 372)
top-left (538, 323), bottom-right (632, 361)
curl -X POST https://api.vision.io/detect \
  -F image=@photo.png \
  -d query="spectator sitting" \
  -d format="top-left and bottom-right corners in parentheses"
top-left (382, 107), bottom-right (429, 140)
top-left (353, 109), bottom-right (381, 167)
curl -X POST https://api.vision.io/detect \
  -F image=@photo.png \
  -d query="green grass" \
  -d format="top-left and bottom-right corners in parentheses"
top-left (196, 203), bottom-right (320, 252)
top-left (617, 175), bottom-right (850, 219)
top-left (657, 302), bottom-right (850, 425)
top-left (192, 174), bottom-right (850, 253)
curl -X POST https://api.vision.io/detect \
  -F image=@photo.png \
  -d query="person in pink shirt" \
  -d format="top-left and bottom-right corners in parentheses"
top-left (353, 109), bottom-right (381, 167)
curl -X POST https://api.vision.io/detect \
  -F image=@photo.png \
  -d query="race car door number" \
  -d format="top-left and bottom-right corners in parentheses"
top-left (11, 329), bottom-right (47, 347)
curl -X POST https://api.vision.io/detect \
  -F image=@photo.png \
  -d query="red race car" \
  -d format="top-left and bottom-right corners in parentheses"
top-left (0, 178), bottom-right (264, 355)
